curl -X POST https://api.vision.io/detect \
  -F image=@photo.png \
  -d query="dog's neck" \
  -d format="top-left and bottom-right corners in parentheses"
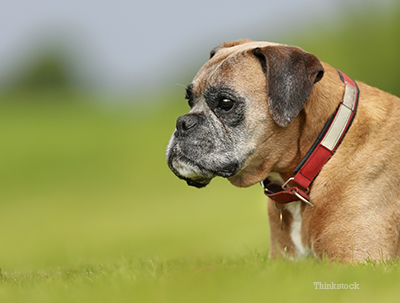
top-left (279, 63), bottom-right (348, 181)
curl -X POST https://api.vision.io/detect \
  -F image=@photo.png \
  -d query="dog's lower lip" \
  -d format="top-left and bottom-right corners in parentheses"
top-left (216, 165), bottom-right (239, 178)
top-left (186, 178), bottom-right (211, 188)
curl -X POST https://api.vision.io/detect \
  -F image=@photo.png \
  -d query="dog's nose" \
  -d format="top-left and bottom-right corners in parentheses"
top-left (176, 114), bottom-right (199, 136)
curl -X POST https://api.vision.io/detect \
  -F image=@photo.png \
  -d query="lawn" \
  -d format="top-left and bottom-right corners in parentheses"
top-left (0, 93), bottom-right (399, 303)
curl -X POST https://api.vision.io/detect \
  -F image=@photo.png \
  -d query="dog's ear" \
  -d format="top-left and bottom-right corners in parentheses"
top-left (210, 39), bottom-right (253, 59)
top-left (252, 46), bottom-right (324, 127)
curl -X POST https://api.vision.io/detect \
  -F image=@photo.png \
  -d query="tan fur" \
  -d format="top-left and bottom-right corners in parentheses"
top-left (193, 40), bottom-right (400, 262)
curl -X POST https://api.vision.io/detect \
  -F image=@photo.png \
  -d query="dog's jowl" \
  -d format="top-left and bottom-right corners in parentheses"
top-left (166, 40), bottom-right (400, 262)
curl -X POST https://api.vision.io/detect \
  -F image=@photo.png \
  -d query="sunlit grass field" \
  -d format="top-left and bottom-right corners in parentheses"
top-left (1, 93), bottom-right (400, 303)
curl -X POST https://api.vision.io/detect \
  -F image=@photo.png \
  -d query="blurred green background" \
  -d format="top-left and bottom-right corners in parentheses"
top-left (0, 0), bottom-right (399, 275)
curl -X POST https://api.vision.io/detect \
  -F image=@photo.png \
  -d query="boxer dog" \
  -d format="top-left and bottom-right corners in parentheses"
top-left (166, 40), bottom-right (400, 262)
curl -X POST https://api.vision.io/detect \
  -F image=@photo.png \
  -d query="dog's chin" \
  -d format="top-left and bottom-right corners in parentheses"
top-left (168, 157), bottom-right (213, 188)
top-left (173, 170), bottom-right (213, 189)
top-left (184, 166), bottom-right (239, 188)
top-left (185, 178), bottom-right (212, 188)
top-left (168, 156), bottom-right (240, 188)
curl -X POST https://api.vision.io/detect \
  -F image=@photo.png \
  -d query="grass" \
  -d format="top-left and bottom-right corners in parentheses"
top-left (0, 93), bottom-right (399, 302)
top-left (1, 253), bottom-right (400, 303)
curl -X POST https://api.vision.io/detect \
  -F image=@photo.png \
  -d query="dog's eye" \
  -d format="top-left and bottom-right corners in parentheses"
top-left (217, 99), bottom-right (234, 111)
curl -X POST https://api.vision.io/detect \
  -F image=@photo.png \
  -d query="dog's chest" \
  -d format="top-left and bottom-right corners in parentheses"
top-left (285, 202), bottom-right (311, 258)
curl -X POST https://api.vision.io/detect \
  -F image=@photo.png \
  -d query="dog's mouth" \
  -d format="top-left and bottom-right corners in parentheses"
top-left (167, 153), bottom-right (240, 188)
top-left (214, 162), bottom-right (239, 178)
top-left (184, 165), bottom-right (239, 188)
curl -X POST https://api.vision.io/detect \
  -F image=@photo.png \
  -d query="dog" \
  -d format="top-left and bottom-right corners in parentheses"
top-left (166, 39), bottom-right (400, 262)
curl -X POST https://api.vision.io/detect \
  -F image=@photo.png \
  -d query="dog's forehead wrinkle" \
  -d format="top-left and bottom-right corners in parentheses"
top-left (208, 42), bottom-right (286, 81)
top-left (207, 59), bottom-right (228, 83)
top-left (192, 50), bottom-right (243, 90)
top-left (195, 52), bottom-right (272, 98)
top-left (205, 54), bottom-right (246, 86)
top-left (192, 41), bottom-right (288, 90)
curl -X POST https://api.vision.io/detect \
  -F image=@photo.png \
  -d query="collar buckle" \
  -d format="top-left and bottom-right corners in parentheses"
top-left (291, 188), bottom-right (314, 207)
top-left (261, 177), bottom-right (313, 206)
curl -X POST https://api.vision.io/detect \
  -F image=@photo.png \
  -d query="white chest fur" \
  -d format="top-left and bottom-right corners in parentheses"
top-left (285, 202), bottom-right (311, 258)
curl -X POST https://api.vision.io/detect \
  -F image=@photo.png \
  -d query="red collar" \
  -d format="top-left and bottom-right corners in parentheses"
top-left (261, 70), bottom-right (359, 206)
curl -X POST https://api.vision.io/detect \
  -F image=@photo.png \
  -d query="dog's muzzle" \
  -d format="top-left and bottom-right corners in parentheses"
top-left (166, 113), bottom-right (240, 188)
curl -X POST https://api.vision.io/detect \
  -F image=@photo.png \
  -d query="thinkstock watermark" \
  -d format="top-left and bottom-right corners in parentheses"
top-left (314, 282), bottom-right (359, 290)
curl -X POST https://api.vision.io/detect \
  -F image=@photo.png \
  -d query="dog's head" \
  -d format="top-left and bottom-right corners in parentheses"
top-left (166, 40), bottom-right (324, 188)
